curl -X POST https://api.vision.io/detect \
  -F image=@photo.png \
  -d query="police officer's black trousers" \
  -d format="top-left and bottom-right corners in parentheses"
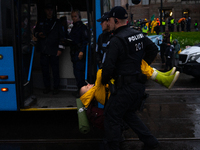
top-left (160, 45), bottom-right (166, 64)
top-left (72, 60), bottom-right (85, 90)
top-left (40, 54), bottom-right (60, 89)
top-left (171, 24), bottom-right (174, 32)
top-left (104, 82), bottom-right (158, 150)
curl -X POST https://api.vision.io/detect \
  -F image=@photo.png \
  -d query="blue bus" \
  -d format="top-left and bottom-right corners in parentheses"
top-left (0, 0), bottom-right (111, 111)
top-left (0, 0), bottom-right (142, 111)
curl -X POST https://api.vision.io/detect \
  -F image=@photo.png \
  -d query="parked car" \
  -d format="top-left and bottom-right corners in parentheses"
top-left (178, 44), bottom-right (200, 78)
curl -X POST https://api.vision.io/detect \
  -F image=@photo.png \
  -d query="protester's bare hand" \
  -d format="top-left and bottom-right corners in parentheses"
top-left (57, 50), bottom-right (62, 56)
top-left (78, 51), bottom-right (83, 60)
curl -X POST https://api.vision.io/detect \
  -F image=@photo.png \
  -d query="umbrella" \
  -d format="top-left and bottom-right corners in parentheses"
top-left (178, 18), bottom-right (186, 23)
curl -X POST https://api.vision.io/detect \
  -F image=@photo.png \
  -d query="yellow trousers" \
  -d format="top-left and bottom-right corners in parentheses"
top-left (80, 59), bottom-right (154, 108)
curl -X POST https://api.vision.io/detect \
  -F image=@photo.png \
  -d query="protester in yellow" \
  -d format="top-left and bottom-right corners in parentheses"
top-left (151, 18), bottom-right (158, 33)
top-left (80, 60), bottom-right (180, 108)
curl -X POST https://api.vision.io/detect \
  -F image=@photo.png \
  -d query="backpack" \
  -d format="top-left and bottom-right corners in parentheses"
top-left (86, 100), bottom-right (104, 130)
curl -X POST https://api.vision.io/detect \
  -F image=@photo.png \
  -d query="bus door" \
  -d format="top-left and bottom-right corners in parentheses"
top-left (13, 0), bottom-right (37, 109)
top-left (19, 1), bottom-right (38, 108)
top-left (0, 0), bottom-right (18, 111)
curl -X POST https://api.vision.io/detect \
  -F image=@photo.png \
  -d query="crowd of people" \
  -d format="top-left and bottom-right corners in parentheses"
top-left (129, 16), bottom-right (198, 34)
top-left (127, 16), bottom-right (185, 73)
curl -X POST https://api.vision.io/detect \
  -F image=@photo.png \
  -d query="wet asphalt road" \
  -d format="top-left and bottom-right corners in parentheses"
top-left (0, 62), bottom-right (200, 150)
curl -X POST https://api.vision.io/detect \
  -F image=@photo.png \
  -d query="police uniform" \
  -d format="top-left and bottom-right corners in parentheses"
top-left (34, 4), bottom-right (65, 93)
top-left (170, 18), bottom-right (175, 32)
top-left (96, 12), bottom-right (111, 68)
top-left (69, 21), bottom-right (89, 90)
top-left (101, 6), bottom-right (159, 150)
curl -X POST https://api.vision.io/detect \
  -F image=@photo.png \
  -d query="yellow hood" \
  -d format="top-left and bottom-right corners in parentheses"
top-left (80, 69), bottom-right (110, 108)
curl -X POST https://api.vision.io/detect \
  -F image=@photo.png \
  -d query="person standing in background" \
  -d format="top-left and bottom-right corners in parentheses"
top-left (176, 20), bottom-right (180, 32)
top-left (173, 39), bottom-right (180, 67)
top-left (194, 20), bottom-right (198, 31)
top-left (69, 9), bottom-right (89, 98)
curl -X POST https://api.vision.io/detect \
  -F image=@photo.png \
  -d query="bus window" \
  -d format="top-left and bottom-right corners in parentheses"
top-left (0, 1), bottom-right (14, 46)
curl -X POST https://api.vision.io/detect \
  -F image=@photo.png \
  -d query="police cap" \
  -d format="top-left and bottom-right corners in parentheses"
top-left (108, 6), bottom-right (128, 19)
top-left (97, 12), bottom-right (109, 23)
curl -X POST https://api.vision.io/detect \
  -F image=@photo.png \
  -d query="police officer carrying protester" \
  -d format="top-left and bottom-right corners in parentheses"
top-left (34, 3), bottom-right (65, 95)
top-left (69, 9), bottom-right (89, 97)
top-left (96, 12), bottom-right (111, 68)
top-left (101, 6), bottom-right (159, 150)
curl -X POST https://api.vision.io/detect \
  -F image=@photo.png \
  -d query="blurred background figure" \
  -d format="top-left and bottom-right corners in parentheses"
top-left (194, 20), bottom-right (198, 31)
top-left (162, 19), bottom-right (166, 32)
top-left (60, 16), bottom-right (69, 39)
top-left (186, 16), bottom-right (191, 32)
top-left (165, 42), bottom-right (174, 72)
top-left (154, 23), bottom-right (160, 35)
top-left (173, 39), bottom-right (180, 67)
top-left (176, 20), bottom-right (180, 32)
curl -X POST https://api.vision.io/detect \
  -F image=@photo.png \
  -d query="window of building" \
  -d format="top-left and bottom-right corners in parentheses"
top-left (142, 0), bottom-right (149, 5)
top-left (114, 0), bottom-right (121, 6)
top-left (128, 0), bottom-right (134, 6)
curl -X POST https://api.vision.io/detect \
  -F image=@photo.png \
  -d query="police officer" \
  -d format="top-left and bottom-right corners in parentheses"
top-left (34, 3), bottom-right (65, 95)
top-left (96, 12), bottom-right (111, 68)
top-left (101, 6), bottom-right (159, 150)
top-left (162, 19), bottom-right (166, 32)
top-left (69, 9), bottom-right (89, 97)
top-left (170, 17), bottom-right (175, 32)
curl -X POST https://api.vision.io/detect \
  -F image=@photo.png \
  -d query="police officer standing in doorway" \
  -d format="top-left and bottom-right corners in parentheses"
top-left (34, 3), bottom-right (65, 95)
top-left (101, 6), bottom-right (159, 150)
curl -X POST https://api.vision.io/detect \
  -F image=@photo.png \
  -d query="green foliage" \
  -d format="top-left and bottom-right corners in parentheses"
top-left (148, 32), bottom-right (200, 49)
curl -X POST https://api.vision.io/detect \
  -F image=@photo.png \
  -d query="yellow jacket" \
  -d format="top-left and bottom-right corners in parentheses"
top-left (80, 60), bottom-right (153, 108)
top-left (80, 69), bottom-right (110, 108)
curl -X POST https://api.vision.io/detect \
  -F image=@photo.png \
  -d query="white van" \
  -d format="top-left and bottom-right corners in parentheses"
top-left (178, 44), bottom-right (200, 78)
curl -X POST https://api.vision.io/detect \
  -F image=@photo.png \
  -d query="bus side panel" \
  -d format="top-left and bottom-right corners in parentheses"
top-left (95, 0), bottom-right (102, 42)
top-left (0, 47), bottom-right (15, 82)
top-left (0, 46), bottom-right (17, 111)
top-left (0, 84), bottom-right (17, 111)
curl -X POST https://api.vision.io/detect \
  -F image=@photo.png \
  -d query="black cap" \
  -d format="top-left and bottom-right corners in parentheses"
top-left (108, 6), bottom-right (128, 19)
top-left (97, 12), bottom-right (109, 22)
top-left (45, 3), bottom-right (53, 9)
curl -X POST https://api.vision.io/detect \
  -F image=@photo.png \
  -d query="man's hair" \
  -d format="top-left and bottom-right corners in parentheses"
top-left (71, 9), bottom-right (81, 19)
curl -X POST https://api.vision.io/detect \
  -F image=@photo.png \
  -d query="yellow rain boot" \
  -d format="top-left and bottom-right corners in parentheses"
top-left (153, 67), bottom-right (176, 76)
top-left (151, 71), bottom-right (180, 89)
